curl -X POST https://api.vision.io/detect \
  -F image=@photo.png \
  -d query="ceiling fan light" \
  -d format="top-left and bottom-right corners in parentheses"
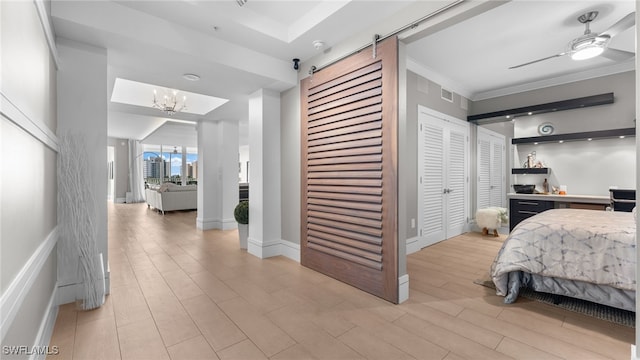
top-left (571, 45), bottom-right (604, 60)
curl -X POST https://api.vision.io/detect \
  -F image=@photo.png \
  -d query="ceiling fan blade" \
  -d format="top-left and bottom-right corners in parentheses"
top-left (509, 52), bottom-right (568, 69)
top-left (601, 48), bottom-right (635, 62)
top-left (600, 12), bottom-right (635, 38)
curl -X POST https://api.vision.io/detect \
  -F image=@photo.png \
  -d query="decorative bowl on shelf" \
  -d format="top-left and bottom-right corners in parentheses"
top-left (513, 184), bottom-right (535, 194)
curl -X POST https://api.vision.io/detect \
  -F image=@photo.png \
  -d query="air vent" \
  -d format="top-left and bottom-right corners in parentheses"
top-left (441, 87), bottom-right (453, 102)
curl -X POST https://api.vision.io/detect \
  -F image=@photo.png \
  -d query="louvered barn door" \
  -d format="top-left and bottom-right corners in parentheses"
top-left (300, 37), bottom-right (398, 303)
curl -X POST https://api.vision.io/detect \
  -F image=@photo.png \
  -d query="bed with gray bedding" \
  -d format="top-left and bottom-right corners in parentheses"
top-left (491, 208), bottom-right (636, 311)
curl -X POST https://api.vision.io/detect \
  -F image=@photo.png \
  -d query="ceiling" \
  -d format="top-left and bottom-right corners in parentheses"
top-left (405, 0), bottom-right (636, 101)
top-left (50, 0), bottom-right (636, 146)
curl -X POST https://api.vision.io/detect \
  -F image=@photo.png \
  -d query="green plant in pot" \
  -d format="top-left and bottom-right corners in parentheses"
top-left (234, 200), bottom-right (249, 249)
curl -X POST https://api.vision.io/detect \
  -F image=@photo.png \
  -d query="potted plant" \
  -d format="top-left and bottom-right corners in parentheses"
top-left (234, 200), bottom-right (249, 249)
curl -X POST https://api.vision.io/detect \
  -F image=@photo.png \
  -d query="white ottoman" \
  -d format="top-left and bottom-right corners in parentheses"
top-left (476, 207), bottom-right (507, 237)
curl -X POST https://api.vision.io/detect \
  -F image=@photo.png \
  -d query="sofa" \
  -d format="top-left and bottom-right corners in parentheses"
top-left (146, 183), bottom-right (197, 214)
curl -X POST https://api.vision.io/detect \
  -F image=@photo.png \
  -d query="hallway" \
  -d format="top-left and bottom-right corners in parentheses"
top-left (47, 203), bottom-right (633, 359)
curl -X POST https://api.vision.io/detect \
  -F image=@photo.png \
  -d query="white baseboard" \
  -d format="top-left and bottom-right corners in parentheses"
top-left (114, 197), bottom-right (126, 204)
top-left (239, 238), bottom-right (300, 261)
top-left (247, 237), bottom-right (281, 259)
top-left (0, 227), bottom-right (58, 342)
top-left (220, 218), bottom-right (238, 230)
top-left (56, 283), bottom-right (77, 305)
top-left (196, 217), bottom-right (237, 230)
top-left (398, 274), bottom-right (409, 303)
top-left (31, 285), bottom-right (58, 360)
top-left (279, 240), bottom-right (300, 262)
top-left (406, 236), bottom-right (421, 255)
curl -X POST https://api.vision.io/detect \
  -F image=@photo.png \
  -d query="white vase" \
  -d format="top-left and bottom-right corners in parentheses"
top-left (238, 223), bottom-right (248, 249)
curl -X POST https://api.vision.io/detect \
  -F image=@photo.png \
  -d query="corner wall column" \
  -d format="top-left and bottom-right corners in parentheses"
top-left (56, 39), bottom-right (109, 303)
top-left (196, 120), bottom-right (239, 230)
top-left (248, 89), bottom-right (282, 258)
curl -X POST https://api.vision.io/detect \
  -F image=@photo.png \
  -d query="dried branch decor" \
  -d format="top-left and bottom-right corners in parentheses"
top-left (58, 133), bottom-right (105, 310)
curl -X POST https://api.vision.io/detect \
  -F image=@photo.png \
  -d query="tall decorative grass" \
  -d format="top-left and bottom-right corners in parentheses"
top-left (57, 133), bottom-right (105, 310)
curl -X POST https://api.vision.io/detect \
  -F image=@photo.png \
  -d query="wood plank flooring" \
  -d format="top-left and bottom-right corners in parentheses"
top-left (48, 203), bottom-right (634, 359)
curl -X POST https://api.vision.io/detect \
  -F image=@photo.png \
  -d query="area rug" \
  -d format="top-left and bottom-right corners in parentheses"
top-left (474, 279), bottom-right (635, 328)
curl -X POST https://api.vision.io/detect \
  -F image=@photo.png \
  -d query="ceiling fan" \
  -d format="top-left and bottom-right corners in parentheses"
top-left (509, 11), bottom-right (636, 69)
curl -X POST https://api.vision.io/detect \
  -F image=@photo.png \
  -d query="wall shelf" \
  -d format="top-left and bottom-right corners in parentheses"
top-left (467, 93), bottom-right (614, 124)
top-left (511, 168), bottom-right (549, 175)
top-left (511, 127), bottom-right (635, 145)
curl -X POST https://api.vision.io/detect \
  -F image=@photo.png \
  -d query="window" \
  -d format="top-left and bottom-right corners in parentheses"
top-left (142, 145), bottom-right (198, 185)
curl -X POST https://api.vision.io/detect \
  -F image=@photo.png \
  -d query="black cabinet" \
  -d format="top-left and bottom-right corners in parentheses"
top-left (509, 198), bottom-right (554, 231)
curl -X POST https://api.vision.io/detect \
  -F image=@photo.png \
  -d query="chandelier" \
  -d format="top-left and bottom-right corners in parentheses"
top-left (153, 89), bottom-right (187, 115)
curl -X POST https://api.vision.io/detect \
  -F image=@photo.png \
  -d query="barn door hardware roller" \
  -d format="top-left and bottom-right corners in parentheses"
top-left (372, 34), bottom-right (380, 59)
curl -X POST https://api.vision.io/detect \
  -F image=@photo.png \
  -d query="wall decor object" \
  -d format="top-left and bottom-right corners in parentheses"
top-left (538, 123), bottom-right (555, 135)
top-left (58, 132), bottom-right (105, 310)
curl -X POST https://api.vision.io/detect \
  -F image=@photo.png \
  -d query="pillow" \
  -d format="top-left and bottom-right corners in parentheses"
top-left (157, 183), bottom-right (172, 192)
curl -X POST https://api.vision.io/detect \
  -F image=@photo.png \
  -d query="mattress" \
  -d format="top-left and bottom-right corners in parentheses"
top-left (491, 208), bottom-right (636, 311)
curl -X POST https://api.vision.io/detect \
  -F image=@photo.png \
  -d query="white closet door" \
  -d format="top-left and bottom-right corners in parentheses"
top-left (491, 141), bottom-right (505, 206)
top-left (446, 124), bottom-right (468, 238)
top-left (418, 107), bottom-right (469, 248)
top-left (419, 121), bottom-right (445, 245)
top-left (477, 127), bottom-right (506, 210)
top-left (477, 138), bottom-right (491, 209)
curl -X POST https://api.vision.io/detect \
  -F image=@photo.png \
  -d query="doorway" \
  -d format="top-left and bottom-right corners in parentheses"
top-left (477, 126), bottom-right (506, 209)
top-left (417, 106), bottom-right (470, 248)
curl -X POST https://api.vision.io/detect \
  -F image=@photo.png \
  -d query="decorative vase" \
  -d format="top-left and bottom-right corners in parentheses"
top-left (238, 223), bottom-right (248, 249)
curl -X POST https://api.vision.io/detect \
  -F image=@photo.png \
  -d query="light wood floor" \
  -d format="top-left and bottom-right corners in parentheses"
top-left (48, 202), bottom-right (634, 359)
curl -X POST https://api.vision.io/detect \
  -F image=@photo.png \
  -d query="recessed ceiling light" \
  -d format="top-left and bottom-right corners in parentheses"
top-left (619, 136), bottom-right (625, 139)
top-left (527, 112), bottom-right (533, 115)
top-left (183, 73), bottom-right (200, 81)
top-left (587, 138), bottom-right (593, 141)
top-left (559, 140), bottom-right (564, 143)
top-left (533, 142), bottom-right (538, 145)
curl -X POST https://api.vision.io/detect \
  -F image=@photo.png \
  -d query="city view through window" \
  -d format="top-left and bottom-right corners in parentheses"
top-left (143, 146), bottom-right (198, 185)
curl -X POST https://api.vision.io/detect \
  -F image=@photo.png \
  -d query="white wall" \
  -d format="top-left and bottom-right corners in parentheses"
top-left (280, 85), bottom-right (300, 246)
top-left (515, 139), bottom-right (635, 196)
top-left (1, 0), bottom-right (59, 351)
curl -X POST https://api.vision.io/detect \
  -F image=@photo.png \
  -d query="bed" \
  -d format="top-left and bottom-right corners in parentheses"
top-left (491, 208), bottom-right (636, 311)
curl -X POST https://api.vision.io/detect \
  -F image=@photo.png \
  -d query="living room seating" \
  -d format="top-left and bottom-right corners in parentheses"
top-left (145, 183), bottom-right (197, 214)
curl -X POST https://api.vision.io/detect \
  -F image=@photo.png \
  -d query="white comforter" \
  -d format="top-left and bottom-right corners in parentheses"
top-left (491, 208), bottom-right (636, 297)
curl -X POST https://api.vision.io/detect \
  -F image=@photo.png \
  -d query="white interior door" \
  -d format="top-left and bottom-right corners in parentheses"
top-left (477, 127), bottom-right (506, 210)
top-left (418, 106), bottom-right (469, 248)
top-left (446, 124), bottom-right (468, 238)
top-left (419, 121), bottom-right (445, 245)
